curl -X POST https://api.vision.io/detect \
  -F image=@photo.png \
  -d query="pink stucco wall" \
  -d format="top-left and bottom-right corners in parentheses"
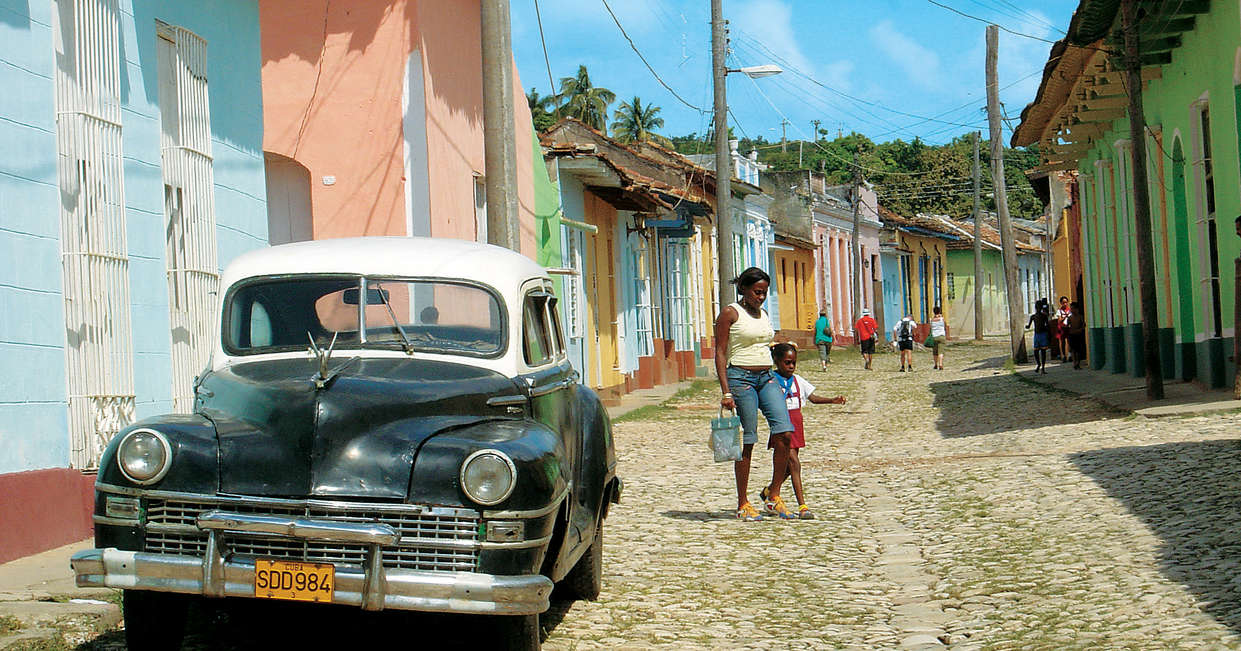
top-left (262, 0), bottom-right (535, 251)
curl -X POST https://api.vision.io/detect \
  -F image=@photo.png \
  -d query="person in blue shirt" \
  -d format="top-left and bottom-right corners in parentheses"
top-left (813, 310), bottom-right (833, 370)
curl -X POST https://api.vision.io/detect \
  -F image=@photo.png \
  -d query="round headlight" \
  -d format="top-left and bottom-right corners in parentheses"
top-left (117, 428), bottom-right (172, 485)
top-left (460, 450), bottom-right (516, 506)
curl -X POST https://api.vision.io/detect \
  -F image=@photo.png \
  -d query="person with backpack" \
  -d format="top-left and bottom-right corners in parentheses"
top-left (854, 308), bottom-right (879, 370)
top-left (813, 310), bottom-right (833, 369)
top-left (893, 313), bottom-right (918, 372)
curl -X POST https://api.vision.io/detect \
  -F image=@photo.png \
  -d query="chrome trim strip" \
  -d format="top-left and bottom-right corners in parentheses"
top-left (486, 394), bottom-right (526, 407)
top-left (198, 511), bottom-right (400, 546)
top-left (96, 483), bottom-right (480, 519)
top-left (71, 548), bottom-right (552, 615)
top-left (93, 515), bottom-right (140, 527)
top-left (527, 377), bottom-right (573, 397)
top-left (479, 533), bottom-right (554, 550)
top-left (482, 484), bottom-right (570, 519)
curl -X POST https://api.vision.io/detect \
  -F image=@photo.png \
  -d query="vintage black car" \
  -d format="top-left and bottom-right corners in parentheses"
top-left (71, 237), bottom-right (620, 650)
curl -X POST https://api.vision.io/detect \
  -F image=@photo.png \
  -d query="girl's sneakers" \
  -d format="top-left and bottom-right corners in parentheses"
top-left (765, 494), bottom-right (796, 519)
top-left (798, 504), bottom-right (815, 520)
top-left (736, 502), bottom-right (763, 521)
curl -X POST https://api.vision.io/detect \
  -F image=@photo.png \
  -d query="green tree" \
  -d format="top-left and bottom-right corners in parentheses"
top-left (526, 87), bottom-right (558, 132)
top-left (610, 97), bottom-right (672, 147)
top-left (556, 65), bottom-right (615, 134)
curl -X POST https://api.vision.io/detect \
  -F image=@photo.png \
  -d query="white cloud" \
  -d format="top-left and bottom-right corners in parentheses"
top-left (869, 20), bottom-right (942, 91)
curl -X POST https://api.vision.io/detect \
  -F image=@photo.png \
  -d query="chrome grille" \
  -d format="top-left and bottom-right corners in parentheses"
top-left (144, 498), bottom-right (480, 572)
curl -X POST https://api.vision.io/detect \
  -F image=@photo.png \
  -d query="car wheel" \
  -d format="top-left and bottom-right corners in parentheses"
top-left (123, 590), bottom-right (188, 650)
top-left (563, 520), bottom-right (603, 601)
top-left (495, 613), bottom-right (540, 650)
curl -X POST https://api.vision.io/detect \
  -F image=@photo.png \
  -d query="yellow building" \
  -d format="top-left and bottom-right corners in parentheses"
top-left (878, 208), bottom-right (956, 339)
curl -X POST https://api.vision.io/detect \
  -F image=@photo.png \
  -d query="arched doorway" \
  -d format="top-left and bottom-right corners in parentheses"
top-left (264, 152), bottom-right (313, 245)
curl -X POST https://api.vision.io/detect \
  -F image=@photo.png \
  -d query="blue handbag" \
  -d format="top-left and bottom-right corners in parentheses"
top-left (710, 408), bottom-right (742, 462)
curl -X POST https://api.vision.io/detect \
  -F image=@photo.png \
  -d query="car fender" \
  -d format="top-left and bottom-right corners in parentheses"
top-left (546, 383), bottom-right (615, 582)
top-left (96, 415), bottom-right (219, 494)
top-left (410, 418), bottom-right (568, 511)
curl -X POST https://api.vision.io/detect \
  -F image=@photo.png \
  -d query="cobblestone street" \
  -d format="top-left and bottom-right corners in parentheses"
top-left (541, 341), bottom-right (1241, 650)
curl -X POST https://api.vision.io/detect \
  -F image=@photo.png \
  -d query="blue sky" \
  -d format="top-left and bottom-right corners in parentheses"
top-left (511, 0), bottom-right (1082, 147)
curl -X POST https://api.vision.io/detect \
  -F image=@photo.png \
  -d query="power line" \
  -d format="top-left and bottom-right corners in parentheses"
top-left (925, 0), bottom-right (1058, 44)
top-left (734, 32), bottom-right (987, 133)
top-left (599, 0), bottom-right (705, 113)
top-left (532, 0), bottom-right (559, 118)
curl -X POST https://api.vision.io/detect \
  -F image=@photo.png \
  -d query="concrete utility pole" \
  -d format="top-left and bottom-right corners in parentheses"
top-left (985, 25), bottom-right (1027, 363)
top-left (1120, 0), bottom-right (1164, 399)
top-left (711, 0), bottom-right (736, 294)
top-left (811, 119), bottom-right (821, 141)
top-left (972, 131), bottom-right (984, 341)
top-left (781, 118), bottom-right (789, 152)
top-left (481, 0), bottom-right (518, 250)
top-left (850, 150), bottom-right (863, 334)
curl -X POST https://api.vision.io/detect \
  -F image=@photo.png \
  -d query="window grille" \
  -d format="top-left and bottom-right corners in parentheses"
top-left (158, 24), bottom-right (219, 413)
top-left (53, 0), bottom-right (135, 469)
top-left (664, 240), bottom-right (693, 351)
top-left (630, 239), bottom-right (653, 357)
top-left (1192, 102), bottom-right (1222, 338)
top-left (689, 227), bottom-right (706, 342)
top-left (565, 230), bottom-right (584, 339)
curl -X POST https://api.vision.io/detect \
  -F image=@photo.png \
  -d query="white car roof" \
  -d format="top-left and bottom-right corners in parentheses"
top-left (212, 237), bottom-right (554, 375)
top-left (219, 237), bottom-right (549, 293)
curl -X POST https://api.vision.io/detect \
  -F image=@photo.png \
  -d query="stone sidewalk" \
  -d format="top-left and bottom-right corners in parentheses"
top-left (0, 539), bottom-right (119, 649)
top-left (1015, 355), bottom-right (1239, 417)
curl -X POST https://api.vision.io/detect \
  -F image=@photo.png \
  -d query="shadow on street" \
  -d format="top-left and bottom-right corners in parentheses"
top-left (928, 359), bottom-right (1117, 437)
top-left (1070, 438), bottom-right (1241, 634)
top-left (75, 595), bottom-right (576, 649)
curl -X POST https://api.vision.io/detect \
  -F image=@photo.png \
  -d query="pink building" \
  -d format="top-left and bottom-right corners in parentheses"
top-left (768, 170), bottom-right (883, 343)
top-left (260, 1), bottom-right (539, 250)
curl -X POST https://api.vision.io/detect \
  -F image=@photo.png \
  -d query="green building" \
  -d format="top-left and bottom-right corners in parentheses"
top-left (1014, 0), bottom-right (1240, 387)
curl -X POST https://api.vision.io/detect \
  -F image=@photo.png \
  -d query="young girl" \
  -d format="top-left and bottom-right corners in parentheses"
top-left (763, 343), bottom-right (846, 520)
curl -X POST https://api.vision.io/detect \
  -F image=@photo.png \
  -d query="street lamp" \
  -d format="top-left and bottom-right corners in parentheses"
top-left (727, 64), bottom-right (783, 79)
top-left (712, 3), bottom-right (782, 300)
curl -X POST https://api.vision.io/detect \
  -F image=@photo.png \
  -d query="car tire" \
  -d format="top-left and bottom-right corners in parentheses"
top-left (563, 520), bottom-right (603, 601)
top-left (495, 613), bottom-right (540, 650)
top-left (123, 590), bottom-right (188, 650)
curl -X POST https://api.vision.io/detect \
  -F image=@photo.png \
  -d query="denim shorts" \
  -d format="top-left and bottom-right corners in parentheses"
top-left (726, 367), bottom-right (794, 444)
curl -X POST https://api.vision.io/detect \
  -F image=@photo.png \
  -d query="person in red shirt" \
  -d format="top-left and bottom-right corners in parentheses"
top-left (854, 308), bottom-right (879, 370)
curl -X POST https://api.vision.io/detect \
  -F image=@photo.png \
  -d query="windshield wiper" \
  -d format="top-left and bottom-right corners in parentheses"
top-left (372, 282), bottom-right (416, 355)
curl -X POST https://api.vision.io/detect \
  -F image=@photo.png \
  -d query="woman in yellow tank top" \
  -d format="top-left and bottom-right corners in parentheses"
top-left (713, 267), bottom-right (796, 521)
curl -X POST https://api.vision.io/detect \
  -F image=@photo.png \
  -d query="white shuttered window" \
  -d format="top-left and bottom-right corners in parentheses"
top-left (157, 24), bottom-right (219, 412)
top-left (53, 0), bottom-right (135, 469)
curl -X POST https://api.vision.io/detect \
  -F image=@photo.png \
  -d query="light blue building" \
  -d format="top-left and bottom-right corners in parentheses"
top-left (0, 0), bottom-right (267, 561)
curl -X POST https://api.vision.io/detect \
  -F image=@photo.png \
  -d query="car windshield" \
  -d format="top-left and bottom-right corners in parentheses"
top-left (224, 275), bottom-right (505, 358)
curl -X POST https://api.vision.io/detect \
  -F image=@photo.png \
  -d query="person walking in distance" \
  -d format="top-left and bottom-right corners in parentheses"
top-left (714, 267), bottom-right (797, 521)
top-left (813, 310), bottom-right (833, 369)
top-left (854, 308), bottom-right (879, 370)
top-left (768, 343), bottom-right (847, 520)
top-left (926, 305), bottom-right (947, 370)
top-left (1055, 296), bottom-right (1071, 363)
top-left (1027, 298), bottom-right (1052, 374)
top-left (893, 313), bottom-right (918, 372)
top-left (1067, 301), bottom-right (1087, 369)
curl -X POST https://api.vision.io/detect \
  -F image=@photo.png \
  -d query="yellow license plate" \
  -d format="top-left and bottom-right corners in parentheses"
top-left (254, 559), bottom-right (334, 603)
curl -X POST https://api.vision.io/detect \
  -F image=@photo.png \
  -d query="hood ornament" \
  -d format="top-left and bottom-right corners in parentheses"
top-left (307, 332), bottom-right (352, 389)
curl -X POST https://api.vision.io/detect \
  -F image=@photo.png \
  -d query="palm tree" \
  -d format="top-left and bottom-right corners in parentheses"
top-left (610, 96), bottom-right (672, 147)
top-left (556, 65), bottom-right (615, 133)
top-left (526, 87), bottom-right (558, 131)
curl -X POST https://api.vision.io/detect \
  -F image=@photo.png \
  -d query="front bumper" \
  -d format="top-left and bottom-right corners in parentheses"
top-left (72, 509), bottom-right (552, 615)
top-left (72, 548), bottom-right (552, 615)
